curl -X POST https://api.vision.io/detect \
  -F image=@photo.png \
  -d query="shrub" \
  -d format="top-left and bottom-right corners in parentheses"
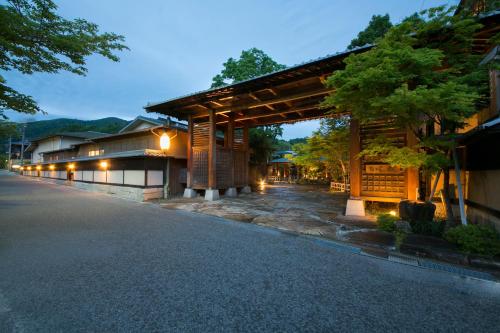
top-left (410, 219), bottom-right (446, 238)
top-left (444, 224), bottom-right (500, 257)
top-left (377, 214), bottom-right (398, 233)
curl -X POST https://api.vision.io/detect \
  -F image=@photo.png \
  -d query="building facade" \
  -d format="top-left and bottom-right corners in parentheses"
top-left (21, 116), bottom-right (188, 201)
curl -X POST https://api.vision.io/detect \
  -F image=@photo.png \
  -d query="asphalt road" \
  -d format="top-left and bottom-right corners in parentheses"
top-left (1, 173), bottom-right (499, 332)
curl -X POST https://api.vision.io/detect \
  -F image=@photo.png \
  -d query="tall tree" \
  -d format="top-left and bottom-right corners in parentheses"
top-left (323, 5), bottom-right (493, 224)
top-left (347, 14), bottom-right (392, 50)
top-left (0, 0), bottom-right (128, 119)
top-left (211, 48), bottom-right (286, 88)
top-left (211, 48), bottom-right (287, 164)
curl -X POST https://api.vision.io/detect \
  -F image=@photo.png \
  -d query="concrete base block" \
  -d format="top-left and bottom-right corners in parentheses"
top-left (241, 186), bottom-right (251, 194)
top-left (225, 187), bottom-right (238, 197)
top-left (183, 188), bottom-right (197, 198)
top-left (345, 198), bottom-right (365, 216)
top-left (204, 189), bottom-right (220, 201)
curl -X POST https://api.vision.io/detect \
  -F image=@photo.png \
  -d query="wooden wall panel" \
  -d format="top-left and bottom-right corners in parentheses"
top-left (360, 120), bottom-right (407, 199)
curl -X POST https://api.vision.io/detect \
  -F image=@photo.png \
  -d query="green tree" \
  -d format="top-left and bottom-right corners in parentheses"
top-left (323, 5), bottom-right (493, 224)
top-left (0, 0), bottom-right (128, 119)
top-left (211, 48), bottom-right (286, 88)
top-left (210, 48), bottom-right (287, 164)
top-left (290, 117), bottom-right (349, 182)
top-left (347, 14), bottom-right (392, 50)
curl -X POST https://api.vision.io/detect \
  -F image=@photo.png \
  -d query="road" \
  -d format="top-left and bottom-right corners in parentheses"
top-left (1, 173), bottom-right (499, 332)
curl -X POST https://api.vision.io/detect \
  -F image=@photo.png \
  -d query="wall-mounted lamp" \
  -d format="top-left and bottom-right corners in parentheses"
top-left (36, 165), bottom-right (42, 171)
top-left (99, 161), bottom-right (108, 169)
top-left (68, 163), bottom-right (75, 170)
top-left (49, 165), bottom-right (55, 170)
top-left (160, 133), bottom-right (170, 151)
top-left (27, 166), bottom-right (32, 171)
top-left (152, 128), bottom-right (177, 153)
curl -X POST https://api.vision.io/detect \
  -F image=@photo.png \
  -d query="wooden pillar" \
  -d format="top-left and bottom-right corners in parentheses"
top-left (208, 110), bottom-right (217, 189)
top-left (407, 127), bottom-right (418, 201)
top-left (243, 124), bottom-right (249, 185)
top-left (349, 118), bottom-right (361, 198)
top-left (186, 114), bottom-right (193, 188)
top-left (490, 69), bottom-right (499, 117)
top-left (227, 115), bottom-right (235, 187)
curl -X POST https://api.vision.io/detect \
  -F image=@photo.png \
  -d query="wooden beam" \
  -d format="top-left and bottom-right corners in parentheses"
top-left (249, 92), bottom-right (275, 111)
top-left (209, 100), bottom-right (224, 107)
top-left (208, 110), bottom-right (217, 189)
top-left (217, 104), bottom-right (321, 124)
top-left (193, 87), bottom-right (333, 118)
top-left (267, 88), bottom-right (278, 96)
top-left (186, 114), bottom-right (193, 188)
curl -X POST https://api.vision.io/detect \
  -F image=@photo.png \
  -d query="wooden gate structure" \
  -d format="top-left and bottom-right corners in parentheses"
top-left (145, 10), bottom-right (499, 205)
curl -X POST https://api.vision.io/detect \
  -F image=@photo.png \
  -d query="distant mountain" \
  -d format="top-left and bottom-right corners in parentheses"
top-left (20, 117), bottom-right (130, 140)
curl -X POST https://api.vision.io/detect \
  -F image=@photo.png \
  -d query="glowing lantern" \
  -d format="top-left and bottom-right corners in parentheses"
top-left (68, 163), bottom-right (75, 169)
top-left (99, 161), bottom-right (108, 169)
top-left (27, 166), bottom-right (31, 171)
top-left (389, 210), bottom-right (397, 217)
top-left (49, 165), bottom-right (55, 170)
top-left (36, 165), bottom-right (41, 170)
top-left (160, 133), bottom-right (170, 151)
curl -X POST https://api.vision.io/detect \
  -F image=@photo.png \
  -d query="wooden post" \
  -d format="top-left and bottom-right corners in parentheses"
top-left (186, 114), bottom-right (193, 188)
top-left (227, 114), bottom-right (235, 187)
top-left (243, 124), bottom-right (249, 185)
top-left (208, 110), bottom-right (217, 189)
top-left (349, 118), bottom-right (361, 198)
top-left (406, 127), bottom-right (419, 201)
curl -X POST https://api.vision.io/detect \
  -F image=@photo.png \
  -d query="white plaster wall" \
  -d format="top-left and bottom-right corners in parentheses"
top-left (74, 171), bottom-right (82, 181)
top-left (147, 170), bottom-right (163, 186)
top-left (124, 170), bottom-right (145, 186)
top-left (31, 137), bottom-right (61, 163)
top-left (107, 170), bottom-right (123, 184)
top-left (94, 170), bottom-right (106, 183)
top-left (82, 171), bottom-right (93, 182)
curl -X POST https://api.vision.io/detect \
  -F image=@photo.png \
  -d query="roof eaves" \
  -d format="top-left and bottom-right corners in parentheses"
top-left (143, 45), bottom-right (373, 110)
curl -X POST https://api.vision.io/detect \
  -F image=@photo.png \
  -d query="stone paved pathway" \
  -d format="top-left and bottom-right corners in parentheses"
top-left (160, 184), bottom-right (395, 250)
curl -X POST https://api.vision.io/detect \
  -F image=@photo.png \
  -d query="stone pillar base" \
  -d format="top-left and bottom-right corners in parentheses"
top-left (225, 187), bottom-right (237, 197)
top-left (345, 198), bottom-right (365, 216)
top-left (241, 186), bottom-right (251, 194)
top-left (183, 188), bottom-right (197, 198)
top-left (204, 189), bottom-right (220, 201)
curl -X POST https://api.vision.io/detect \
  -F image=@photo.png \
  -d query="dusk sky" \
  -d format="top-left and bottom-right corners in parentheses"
top-left (5, 0), bottom-right (455, 139)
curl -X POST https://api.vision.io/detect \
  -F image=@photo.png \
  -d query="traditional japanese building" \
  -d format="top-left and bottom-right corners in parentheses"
top-left (21, 116), bottom-right (188, 201)
top-left (144, 9), bottom-right (499, 220)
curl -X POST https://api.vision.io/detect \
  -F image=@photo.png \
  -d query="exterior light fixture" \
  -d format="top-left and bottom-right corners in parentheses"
top-left (99, 161), bottom-right (108, 169)
top-left (19, 166), bottom-right (24, 171)
top-left (160, 132), bottom-right (171, 151)
top-left (12, 164), bottom-right (20, 169)
top-left (68, 163), bottom-right (75, 169)
top-left (389, 210), bottom-right (397, 217)
top-left (36, 165), bottom-right (41, 170)
top-left (27, 166), bottom-right (32, 171)
top-left (49, 165), bottom-right (55, 170)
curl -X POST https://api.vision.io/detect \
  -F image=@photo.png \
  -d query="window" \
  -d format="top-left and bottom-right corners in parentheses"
top-left (89, 149), bottom-right (105, 157)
